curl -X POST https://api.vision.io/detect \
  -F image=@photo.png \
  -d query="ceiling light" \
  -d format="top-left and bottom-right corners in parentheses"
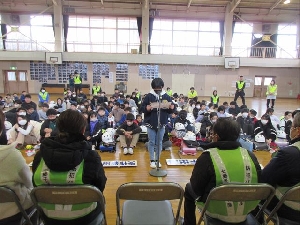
top-left (284, 0), bottom-right (290, 4)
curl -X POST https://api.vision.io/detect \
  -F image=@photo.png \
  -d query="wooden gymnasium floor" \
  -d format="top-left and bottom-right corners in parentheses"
top-left (19, 96), bottom-right (299, 224)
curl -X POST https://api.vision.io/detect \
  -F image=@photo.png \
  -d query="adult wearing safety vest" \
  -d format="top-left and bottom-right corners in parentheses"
top-left (266, 79), bottom-right (277, 109)
top-left (210, 90), bottom-right (219, 106)
top-left (92, 83), bottom-right (101, 96)
top-left (187, 87), bottom-right (198, 102)
top-left (38, 87), bottom-right (49, 107)
top-left (74, 71), bottom-right (82, 96)
top-left (183, 118), bottom-right (261, 225)
top-left (134, 88), bottom-right (142, 105)
top-left (262, 112), bottom-right (300, 222)
top-left (166, 87), bottom-right (173, 97)
top-left (234, 76), bottom-right (246, 105)
top-left (32, 109), bottom-right (107, 225)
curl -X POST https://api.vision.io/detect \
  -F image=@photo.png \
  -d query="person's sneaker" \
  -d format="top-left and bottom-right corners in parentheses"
top-left (92, 145), bottom-right (95, 150)
top-left (128, 147), bottom-right (133, 155)
top-left (157, 162), bottom-right (162, 168)
top-left (123, 148), bottom-right (128, 155)
top-left (150, 161), bottom-right (156, 168)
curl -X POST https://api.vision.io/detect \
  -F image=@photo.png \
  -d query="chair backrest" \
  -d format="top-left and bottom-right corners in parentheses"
top-left (116, 182), bottom-right (184, 224)
top-left (30, 185), bottom-right (106, 225)
top-left (0, 186), bottom-right (34, 225)
top-left (266, 185), bottom-right (300, 223)
top-left (197, 183), bottom-right (275, 225)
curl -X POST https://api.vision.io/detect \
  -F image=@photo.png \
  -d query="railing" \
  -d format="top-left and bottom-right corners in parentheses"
top-left (0, 39), bottom-right (299, 59)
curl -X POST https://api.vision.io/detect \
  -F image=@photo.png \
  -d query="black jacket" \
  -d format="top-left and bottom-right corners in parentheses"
top-left (200, 116), bottom-right (213, 136)
top-left (32, 135), bottom-right (107, 225)
top-left (40, 119), bottom-right (58, 140)
top-left (254, 120), bottom-right (277, 141)
top-left (237, 116), bottom-right (254, 136)
top-left (141, 92), bottom-right (174, 130)
top-left (116, 123), bottom-right (142, 135)
top-left (261, 138), bottom-right (300, 221)
top-left (190, 141), bottom-right (261, 203)
top-left (85, 121), bottom-right (102, 142)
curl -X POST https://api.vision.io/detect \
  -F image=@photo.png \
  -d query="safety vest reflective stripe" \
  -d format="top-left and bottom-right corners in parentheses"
top-left (33, 159), bottom-right (96, 220)
top-left (74, 76), bottom-right (82, 84)
top-left (274, 142), bottom-right (300, 211)
top-left (39, 92), bottom-right (48, 100)
top-left (237, 81), bottom-right (245, 90)
top-left (196, 147), bottom-right (258, 223)
top-left (92, 86), bottom-right (100, 94)
top-left (211, 95), bottom-right (219, 104)
top-left (266, 85), bottom-right (277, 95)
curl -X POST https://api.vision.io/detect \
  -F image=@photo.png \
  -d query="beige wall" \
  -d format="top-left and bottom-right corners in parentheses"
top-left (0, 61), bottom-right (299, 99)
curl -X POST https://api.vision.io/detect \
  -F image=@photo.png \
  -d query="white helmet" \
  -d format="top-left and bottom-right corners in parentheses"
top-left (186, 113), bottom-right (195, 124)
top-left (140, 125), bottom-right (147, 133)
top-left (105, 128), bottom-right (116, 136)
top-left (183, 131), bottom-right (196, 141)
top-left (255, 133), bottom-right (266, 143)
top-left (175, 122), bottom-right (185, 131)
top-left (277, 130), bottom-right (286, 139)
top-left (194, 122), bottom-right (201, 134)
top-left (102, 132), bottom-right (114, 143)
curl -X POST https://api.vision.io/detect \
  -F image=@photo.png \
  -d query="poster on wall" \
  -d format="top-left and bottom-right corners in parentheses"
top-left (109, 72), bottom-right (114, 83)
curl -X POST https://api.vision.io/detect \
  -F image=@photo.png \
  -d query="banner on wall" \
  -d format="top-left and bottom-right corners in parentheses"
top-left (109, 72), bottom-right (113, 83)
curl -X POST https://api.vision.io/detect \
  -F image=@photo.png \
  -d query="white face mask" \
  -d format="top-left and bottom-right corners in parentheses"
top-left (72, 95), bottom-right (76, 97)
top-left (127, 122), bottom-right (133, 126)
top-left (242, 112), bottom-right (248, 118)
top-left (18, 120), bottom-right (27, 126)
top-left (211, 119), bottom-right (217, 123)
top-left (66, 100), bottom-right (70, 103)
top-left (18, 112), bottom-right (26, 116)
top-left (80, 106), bottom-right (85, 109)
top-left (192, 105), bottom-right (195, 108)
top-left (41, 90), bottom-right (45, 93)
top-left (196, 105), bottom-right (200, 109)
top-left (261, 120), bottom-right (268, 125)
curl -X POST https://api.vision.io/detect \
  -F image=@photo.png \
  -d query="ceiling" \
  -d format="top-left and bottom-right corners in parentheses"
top-left (0, 0), bottom-right (299, 23)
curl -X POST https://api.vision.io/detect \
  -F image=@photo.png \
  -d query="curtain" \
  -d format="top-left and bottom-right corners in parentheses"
top-left (63, 15), bottom-right (69, 52)
top-left (219, 21), bottom-right (224, 56)
top-left (148, 17), bottom-right (154, 54)
top-left (250, 34), bottom-right (277, 58)
top-left (1, 24), bottom-right (7, 50)
top-left (51, 14), bottom-right (55, 37)
top-left (137, 17), bottom-right (142, 53)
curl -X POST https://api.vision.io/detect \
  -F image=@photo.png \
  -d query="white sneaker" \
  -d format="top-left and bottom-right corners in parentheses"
top-left (92, 145), bottom-right (95, 150)
top-left (164, 147), bottom-right (171, 151)
top-left (123, 148), bottom-right (128, 155)
top-left (157, 162), bottom-right (162, 168)
top-left (150, 161), bottom-right (156, 168)
top-left (128, 147), bottom-right (133, 155)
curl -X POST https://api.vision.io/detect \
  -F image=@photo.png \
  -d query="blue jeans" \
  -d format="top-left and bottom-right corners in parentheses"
top-left (147, 127), bottom-right (165, 161)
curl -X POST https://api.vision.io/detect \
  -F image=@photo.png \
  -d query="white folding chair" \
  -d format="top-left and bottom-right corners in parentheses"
top-left (265, 185), bottom-right (300, 225)
top-left (0, 186), bottom-right (36, 225)
top-left (30, 185), bottom-right (106, 225)
top-left (116, 182), bottom-right (184, 225)
top-left (196, 183), bottom-right (275, 225)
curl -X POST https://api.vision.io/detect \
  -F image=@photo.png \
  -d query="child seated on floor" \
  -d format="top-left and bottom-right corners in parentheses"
top-left (85, 112), bottom-right (103, 150)
top-left (116, 113), bottom-right (142, 155)
top-left (134, 114), bottom-right (144, 126)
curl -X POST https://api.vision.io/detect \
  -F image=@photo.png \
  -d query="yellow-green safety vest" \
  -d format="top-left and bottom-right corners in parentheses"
top-left (188, 91), bottom-right (197, 99)
top-left (237, 81), bottom-right (245, 90)
top-left (74, 76), bottom-right (82, 84)
top-left (274, 141), bottom-right (300, 211)
top-left (211, 95), bottom-right (219, 104)
top-left (136, 92), bottom-right (141, 104)
top-left (166, 90), bottom-right (173, 97)
top-left (39, 92), bottom-right (48, 100)
top-left (266, 84), bottom-right (277, 95)
top-left (92, 86), bottom-right (101, 95)
top-left (33, 159), bottom-right (97, 220)
top-left (196, 147), bottom-right (258, 223)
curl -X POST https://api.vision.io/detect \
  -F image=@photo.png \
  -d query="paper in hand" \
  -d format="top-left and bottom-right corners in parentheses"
top-left (151, 100), bottom-right (171, 109)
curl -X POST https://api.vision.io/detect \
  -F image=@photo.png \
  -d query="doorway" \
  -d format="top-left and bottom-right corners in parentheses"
top-left (253, 76), bottom-right (275, 98)
top-left (4, 71), bottom-right (29, 94)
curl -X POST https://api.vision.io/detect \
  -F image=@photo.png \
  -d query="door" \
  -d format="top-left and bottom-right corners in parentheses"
top-left (253, 76), bottom-right (274, 98)
top-left (4, 71), bottom-right (29, 94)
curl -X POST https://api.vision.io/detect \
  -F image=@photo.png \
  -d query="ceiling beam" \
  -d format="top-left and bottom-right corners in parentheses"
top-left (229, 0), bottom-right (242, 13)
top-left (187, 0), bottom-right (193, 8)
top-left (269, 0), bottom-right (282, 13)
top-left (101, 0), bottom-right (103, 5)
top-left (52, 0), bottom-right (58, 6)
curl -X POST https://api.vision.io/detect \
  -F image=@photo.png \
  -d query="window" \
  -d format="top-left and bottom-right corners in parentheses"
top-left (255, 77), bottom-right (262, 85)
top-left (19, 72), bottom-right (27, 81)
top-left (7, 72), bottom-right (16, 81)
top-left (232, 22), bottom-right (253, 57)
top-left (264, 77), bottom-right (273, 86)
top-left (277, 24), bottom-right (297, 58)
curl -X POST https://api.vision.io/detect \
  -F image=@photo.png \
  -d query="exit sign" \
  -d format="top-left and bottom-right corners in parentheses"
top-left (10, 66), bottom-right (17, 70)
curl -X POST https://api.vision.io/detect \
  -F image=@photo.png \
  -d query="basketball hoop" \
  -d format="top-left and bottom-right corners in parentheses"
top-left (229, 65), bottom-right (236, 71)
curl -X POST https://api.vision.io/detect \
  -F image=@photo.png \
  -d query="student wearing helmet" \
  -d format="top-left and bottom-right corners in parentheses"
top-left (183, 118), bottom-right (261, 225)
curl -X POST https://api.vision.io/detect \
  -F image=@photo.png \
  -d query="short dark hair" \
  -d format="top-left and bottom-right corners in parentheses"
top-left (0, 109), bottom-right (4, 134)
top-left (46, 108), bottom-right (57, 116)
top-left (126, 95), bottom-right (131, 99)
top-left (42, 103), bottom-right (49, 108)
top-left (250, 109), bottom-right (257, 116)
top-left (151, 78), bottom-right (164, 89)
top-left (57, 109), bottom-right (86, 135)
top-left (229, 101), bottom-right (236, 106)
top-left (14, 100), bottom-right (22, 105)
top-left (292, 110), bottom-right (300, 118)
top-left (98, 107), bottom-right (105, 112)
top-left (24, 94), bottom-right (31, 99)
top-left (217, 105), bottom-right (225, 112)
top-left (213, 118), bottom-right (240, 141)
top-left (136, 114), bottom-right (142, 119)
top-left (124, 107), bottom-right (132, 112)
top-left (284, 111), bottom-right (291, 116)
top-left (209, 112), bottom-right (218, 119)
top-left (240, 105), bottom-right (247, 109)
top-left (223, 101), bottom-right (228, 105)
top-left (208, 103), bottom-right (214, 108)
top-left (266, 108), bottom-right (274, 114)
top-left (241, 108), bottom-right (249, 113)
top-left (114, 102), bottom-right (120, 107)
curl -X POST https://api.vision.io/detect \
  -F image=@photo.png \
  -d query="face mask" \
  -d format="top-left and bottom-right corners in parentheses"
top-left (72, 95), bottom-right (76, 97)
top-left (132, 95), bottom-right (135, 98)
top-left (101, 94), bottom-right (104, 97)
top-left (41, 90), bottom-right (45, 93)
top-left (18, 120), bottom-right (27, 126)
top-left (211, 120), bottom-right (217, 123)
top-left (196, 105), bottom-right (200, 109)
top-left (127, 121), bottom-right (133, 126)
top-left (192, 105), bottom-right (195, 108)
top-left (80, 106), bottom-right (85, 109)
top-left (66, 100), bottom-right (70, 103)
top-left (261, 120), bottom-right (268, 125)
top-left (180, 115), bottom-right (187, 120)
top-left (90, 118), bottom-right (98, 122)
top-left (18, 112), bottom-right (26, 116)
top-left (242, 112), bottom-right (248, 118)
top-left (154, 89), bottom-right (162, 94)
